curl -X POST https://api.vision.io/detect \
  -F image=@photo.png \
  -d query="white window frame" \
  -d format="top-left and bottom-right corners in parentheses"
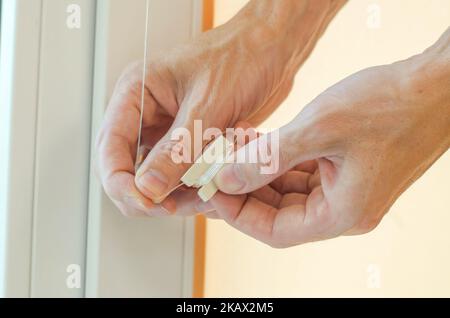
top-left (0, 0), bottom-right (43, 297)
top-left (1, 0), bottom-right (202, 298)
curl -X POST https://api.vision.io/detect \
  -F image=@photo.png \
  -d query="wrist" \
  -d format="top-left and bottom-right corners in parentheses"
top-left (394, 28), bottom-right (450, 144)
top-left (397, 29), bottom-right (450, 111)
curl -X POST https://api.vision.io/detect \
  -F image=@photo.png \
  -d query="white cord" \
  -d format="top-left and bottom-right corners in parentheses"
top-left (135, 0), bottom-right (151, 173)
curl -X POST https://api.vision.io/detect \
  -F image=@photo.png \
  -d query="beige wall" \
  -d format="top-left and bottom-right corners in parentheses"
top-left (205, 0), bottom-right (450, 297)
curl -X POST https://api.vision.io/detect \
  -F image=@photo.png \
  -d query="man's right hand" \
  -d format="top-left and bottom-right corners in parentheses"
top-left (212, 28), bottom-right (450, 247)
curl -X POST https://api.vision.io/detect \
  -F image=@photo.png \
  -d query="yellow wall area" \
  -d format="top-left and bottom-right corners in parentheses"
top-left (205, 0), bottom-right (450, 297)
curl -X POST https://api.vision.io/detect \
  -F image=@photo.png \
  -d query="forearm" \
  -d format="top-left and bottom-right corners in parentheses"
top-left (227, 0), bottom-right (347, 78)
top-left (398, 28), bottom-right (450, 149)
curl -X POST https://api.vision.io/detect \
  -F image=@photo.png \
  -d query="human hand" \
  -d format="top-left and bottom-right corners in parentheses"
top-left (95, 0), bottom-right (344, 217)
top-left (211, 28), bottom-right (450, 247)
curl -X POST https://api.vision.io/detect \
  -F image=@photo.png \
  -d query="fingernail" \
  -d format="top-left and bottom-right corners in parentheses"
top-left (195, 200), bottom-right (214, 213)
top-left (137, 169), bottom-right (169, 199)
top-left (215, 164), bottom-right (245, 193)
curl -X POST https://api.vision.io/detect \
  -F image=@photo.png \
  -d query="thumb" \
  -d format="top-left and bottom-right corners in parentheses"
top-left (135, 113), bottom-right (203, 203)
top-left (214, 119), bottom-right (328, 194)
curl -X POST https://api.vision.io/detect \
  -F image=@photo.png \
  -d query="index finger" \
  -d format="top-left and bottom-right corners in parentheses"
top-left (96, 82), bottom-right (158, 215)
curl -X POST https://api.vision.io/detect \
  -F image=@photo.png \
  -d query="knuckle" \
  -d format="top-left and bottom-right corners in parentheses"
top-left (153, 139), bottom-right (192, 171)
top-left (118, 206), bottom-right (143, 219)
top-left (115, 63), bottom-right (144, 94)
top-left (102, 181), bottom-right (118, 202)
top-left (316, 205), bottom-right (339, 230)
top-left (117, 199), bottom-right (148, 218)
top-left (118, 206), bottom-right (134, 218)
top-left (355, 217), bottom-right (382, 234)
top-left (265, 240), bottom-right (291, 249)
top-left (94, 127), bottom-right (105, 150)
top-left (102, 173), bottom-right (123, 203)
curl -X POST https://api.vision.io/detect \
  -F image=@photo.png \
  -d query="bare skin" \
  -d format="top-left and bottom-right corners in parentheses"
top-left (212, 32), bottom-right (450, 247)
top-left (96, 0), bottom-right (344, 216)
top-left (96, 0), bottom-right (450, 247)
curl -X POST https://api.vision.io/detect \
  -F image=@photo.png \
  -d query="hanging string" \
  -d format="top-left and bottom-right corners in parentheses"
top-left (135, 0), bottom-right (151, 173)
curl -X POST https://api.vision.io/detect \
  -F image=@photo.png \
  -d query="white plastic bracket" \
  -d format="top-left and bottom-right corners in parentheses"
top-left (181, 135), bottom-right (234, 202)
